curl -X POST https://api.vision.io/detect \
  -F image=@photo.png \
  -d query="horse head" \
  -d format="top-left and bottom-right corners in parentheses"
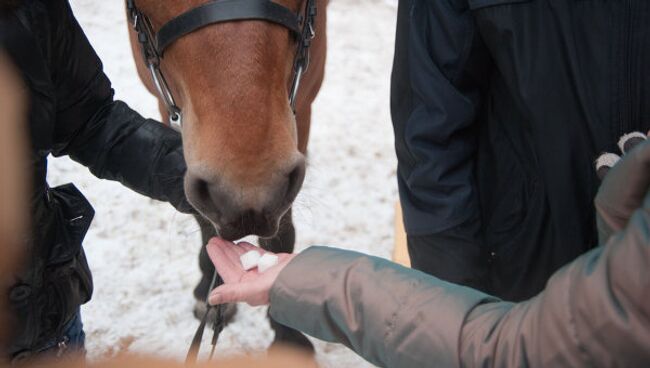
top-left (130, 0), bottom-right (314, 240)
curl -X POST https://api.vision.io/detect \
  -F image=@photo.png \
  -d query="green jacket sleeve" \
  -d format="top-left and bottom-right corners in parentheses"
top-left (270, 205), bottom-right (650, 367)
top-left (269, 133), bottom-right (650, 368)
top-left (459, 200), bottom-right (650, 367)
top-left (269, 246), bottom-right (497, 368)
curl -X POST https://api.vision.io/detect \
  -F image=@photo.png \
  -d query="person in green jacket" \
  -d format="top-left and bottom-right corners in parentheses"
top-left (206, 138), bottom-right (650, 368)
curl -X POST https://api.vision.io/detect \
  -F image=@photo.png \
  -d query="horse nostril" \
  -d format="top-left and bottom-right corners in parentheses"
top-left (284, 160), bottom-right (306, 204)
top-left (185, 173), bottom-right (218, 215)
top-left (193, 177), bottom-right (211, 203)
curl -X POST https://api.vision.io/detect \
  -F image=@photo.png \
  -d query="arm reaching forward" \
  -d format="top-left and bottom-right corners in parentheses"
top-left (208, 141), bottom-right (650, 367)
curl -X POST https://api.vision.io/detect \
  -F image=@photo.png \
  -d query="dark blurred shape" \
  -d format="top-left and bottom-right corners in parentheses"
top-left (0, 0), bottom-right (23, 14)
top-left (0, 51), bottom-right (28, 359)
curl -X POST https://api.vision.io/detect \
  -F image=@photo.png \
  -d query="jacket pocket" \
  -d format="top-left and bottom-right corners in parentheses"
top-left (469, 0), bottom-right (531, 10)
top-left (47, 183), bottom-right (95, 265)
top-left (43, 184), bottom-right (95, 335)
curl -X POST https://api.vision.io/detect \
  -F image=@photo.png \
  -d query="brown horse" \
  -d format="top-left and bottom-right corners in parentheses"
top-left (127, 0), bottom-right (327, 351)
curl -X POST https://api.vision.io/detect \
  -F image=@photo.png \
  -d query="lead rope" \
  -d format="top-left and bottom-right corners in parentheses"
top-left (185, 269), bottom-right (225, 365)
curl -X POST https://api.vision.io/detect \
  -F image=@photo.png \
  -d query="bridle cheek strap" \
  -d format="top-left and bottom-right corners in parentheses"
top-left (157, 0), bottom-right (302, 55)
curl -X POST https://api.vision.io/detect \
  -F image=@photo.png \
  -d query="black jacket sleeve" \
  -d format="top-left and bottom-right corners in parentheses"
top-left (391, 0), bottom-right (489, 235)
top-left (391, 0), bottom-right (491, 286)
top-left (48, 0), bottom-right (193, 214)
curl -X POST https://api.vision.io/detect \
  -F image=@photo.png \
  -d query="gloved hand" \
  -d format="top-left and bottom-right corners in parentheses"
top-left (595, 131), bottom-right (650, 245)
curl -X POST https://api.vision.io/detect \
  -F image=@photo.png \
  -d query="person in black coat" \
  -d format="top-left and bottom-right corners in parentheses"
top-left (0, 0), bottom-right (193, 362)
top-left (391, 0), bottom-right (650, 301)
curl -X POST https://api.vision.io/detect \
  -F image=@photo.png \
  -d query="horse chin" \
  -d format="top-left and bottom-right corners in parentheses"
top-left (216, 225), bottom-right (279, 242)
top-left (206, 213), bottom-right (282, 242)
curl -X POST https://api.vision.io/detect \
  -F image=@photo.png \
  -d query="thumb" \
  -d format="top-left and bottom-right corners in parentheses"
top-left (209, 282), bottom-right (260, 306)
top-left (209, 284), bottom-right (243, 305)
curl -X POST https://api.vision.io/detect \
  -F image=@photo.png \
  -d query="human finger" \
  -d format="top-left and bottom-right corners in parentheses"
top-left (206, 241), bottom-right (244, 283)
top-left (209, 238), bottom-right (250, 272)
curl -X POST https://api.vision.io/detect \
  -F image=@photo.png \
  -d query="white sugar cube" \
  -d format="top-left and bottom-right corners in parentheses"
top-left (240, 250), bottom-right (261, 271)
top-left (257, 253), bottom-right (279, 273)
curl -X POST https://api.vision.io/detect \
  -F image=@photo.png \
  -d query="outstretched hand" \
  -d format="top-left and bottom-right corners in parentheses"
top-left (206, 238), bottom-right (296, 307)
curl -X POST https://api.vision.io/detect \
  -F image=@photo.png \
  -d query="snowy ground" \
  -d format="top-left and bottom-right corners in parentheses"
top-left (50, 1), bottom-right (398, 366)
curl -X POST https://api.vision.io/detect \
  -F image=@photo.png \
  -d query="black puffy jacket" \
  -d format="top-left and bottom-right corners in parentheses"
top-left (0, 0), bottom-right (192, 359)
top-left (391, 0), bottom-right (649, 301)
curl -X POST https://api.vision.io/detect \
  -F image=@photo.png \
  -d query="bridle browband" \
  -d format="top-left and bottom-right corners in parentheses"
top-left (126, 0), bottom-right (317, 131)
top-left (124, 0), bottom-right (317, 363)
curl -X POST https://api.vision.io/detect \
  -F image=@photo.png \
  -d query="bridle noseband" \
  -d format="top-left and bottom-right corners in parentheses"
top-left (126, 0), bottom-right (317, 132)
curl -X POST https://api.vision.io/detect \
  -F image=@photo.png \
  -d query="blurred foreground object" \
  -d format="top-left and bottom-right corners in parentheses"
top-left (98, 349), bottom-right (317, 368)
top-left (27, 347), bottom-right (317, 368)
top-left (0, 51), bottom-right (28, 351)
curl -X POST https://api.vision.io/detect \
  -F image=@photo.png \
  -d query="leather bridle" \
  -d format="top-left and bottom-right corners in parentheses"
top-left (126, 0), bottom-right (317, 132)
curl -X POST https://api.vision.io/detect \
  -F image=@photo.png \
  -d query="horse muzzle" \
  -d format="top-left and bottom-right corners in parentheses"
top-left (184, 158), bottom-right (306, 241)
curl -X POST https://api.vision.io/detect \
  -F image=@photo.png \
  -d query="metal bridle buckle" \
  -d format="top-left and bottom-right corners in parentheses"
top-left (148, 63), bottom-right (183, 131)
top-left (169, 109), bottom-right (182, 132)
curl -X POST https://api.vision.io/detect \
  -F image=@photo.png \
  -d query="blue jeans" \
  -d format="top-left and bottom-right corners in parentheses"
top-left (38, 309), bottom-right (86, 357)
top-left (11, 309), bottom-right (86, 364)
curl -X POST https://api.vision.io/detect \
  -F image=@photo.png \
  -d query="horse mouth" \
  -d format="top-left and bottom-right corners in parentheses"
top-left (203, 210), bottom-right (284, 241)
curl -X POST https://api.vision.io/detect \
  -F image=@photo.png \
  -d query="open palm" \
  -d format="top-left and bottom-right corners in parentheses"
top-left (206, 238), bottom-right (295, 306)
